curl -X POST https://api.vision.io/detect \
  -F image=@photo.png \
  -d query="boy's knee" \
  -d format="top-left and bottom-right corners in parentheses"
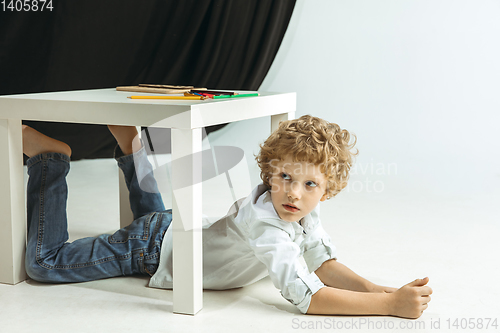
top-left (25, 255), bottom-right (52, 283)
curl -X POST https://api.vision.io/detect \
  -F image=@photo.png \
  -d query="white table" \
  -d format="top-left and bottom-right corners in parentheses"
top-left (0, 88), bottom-right (295, 315)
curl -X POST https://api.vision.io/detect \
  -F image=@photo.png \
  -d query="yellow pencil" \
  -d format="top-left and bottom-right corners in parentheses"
top-left (128, 95), bottom-right (203, 100)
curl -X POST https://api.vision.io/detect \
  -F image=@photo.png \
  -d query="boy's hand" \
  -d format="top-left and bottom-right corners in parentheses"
top-left (369, 284), bottom-right (397, 293)
top-left (380, 285), bottom-right (397, 293)
top-left (388, 277), bottom-right (432, 319)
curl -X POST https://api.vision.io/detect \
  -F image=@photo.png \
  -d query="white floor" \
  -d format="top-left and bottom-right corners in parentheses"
top-left (1, 120), bottom-right (499, 333)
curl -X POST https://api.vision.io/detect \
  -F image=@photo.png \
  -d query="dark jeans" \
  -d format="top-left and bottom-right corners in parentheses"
top-left (25, 147), bottom-right (171, 283)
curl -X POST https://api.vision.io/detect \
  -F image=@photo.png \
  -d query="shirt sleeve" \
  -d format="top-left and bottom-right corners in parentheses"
top-left (302, 223), bottom-right (337, 273)
top-left (247, 221), bottom-right (325, 314)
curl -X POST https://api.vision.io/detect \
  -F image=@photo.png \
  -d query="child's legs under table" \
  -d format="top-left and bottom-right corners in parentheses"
top-left (116, 145), bottom-right (165, 220)
top-left (25, 151), bottom-right (171, 283)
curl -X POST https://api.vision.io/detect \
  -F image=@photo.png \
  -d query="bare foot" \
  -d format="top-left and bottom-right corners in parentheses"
top-left (22, 125), bottom-right (72, 158)
top-left (107, 125), bottom-right (141, 155)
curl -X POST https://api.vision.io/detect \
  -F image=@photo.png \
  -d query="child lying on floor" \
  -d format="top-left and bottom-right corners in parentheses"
top-left (23, 115), bottom-right (431, 318)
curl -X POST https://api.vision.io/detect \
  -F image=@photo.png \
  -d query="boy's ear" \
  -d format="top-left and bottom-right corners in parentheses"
top-left (320, 192), bottom-right (329, 202)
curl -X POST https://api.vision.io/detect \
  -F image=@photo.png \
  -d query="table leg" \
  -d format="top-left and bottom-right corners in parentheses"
top-left (0, 119), bottom-right (27, 284)
top-left (171, 128), bottom-right (203, 315)
top-left (271, 112), bottom-right (295, 132)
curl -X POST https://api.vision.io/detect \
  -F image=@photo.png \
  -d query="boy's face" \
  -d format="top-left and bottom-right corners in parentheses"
top-left (269, 155), bottom-right (328, 223)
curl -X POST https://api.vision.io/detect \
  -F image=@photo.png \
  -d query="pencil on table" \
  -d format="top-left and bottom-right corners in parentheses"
top-left (128, 95), bottom-right (203, 100)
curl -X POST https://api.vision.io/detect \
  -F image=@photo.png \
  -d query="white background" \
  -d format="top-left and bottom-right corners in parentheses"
top-left (3, 1), bottom-right (499, 331)
top-left (259, 0), bottom-right (500, 198)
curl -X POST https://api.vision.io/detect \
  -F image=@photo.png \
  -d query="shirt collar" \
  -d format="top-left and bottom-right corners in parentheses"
top-left (251, 185), bottom-right (321, 234)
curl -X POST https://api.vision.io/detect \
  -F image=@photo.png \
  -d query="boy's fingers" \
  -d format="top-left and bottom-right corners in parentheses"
top-left (418, 285), bottom-right (433, 296)
top-left (421, 295), bottom-right (431, 304)
top-left (420, 277), bottom-right (429, 285)
top-left (407, 277), bottom-right (429, 287)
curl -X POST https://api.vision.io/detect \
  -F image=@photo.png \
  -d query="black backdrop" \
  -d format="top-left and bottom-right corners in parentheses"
top-left (0, 0), bottom-right (295, 159)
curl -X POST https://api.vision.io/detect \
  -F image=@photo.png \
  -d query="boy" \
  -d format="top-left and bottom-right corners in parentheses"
top-left (22, 115), bottom-right (431, 319)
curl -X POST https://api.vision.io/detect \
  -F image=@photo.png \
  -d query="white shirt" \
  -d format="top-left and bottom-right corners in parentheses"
top-left (149, 184), bottom-right (337, 313)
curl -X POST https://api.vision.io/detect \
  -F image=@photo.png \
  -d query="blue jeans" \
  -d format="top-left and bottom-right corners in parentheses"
top-left (25, 147), bottom-right (171, 283)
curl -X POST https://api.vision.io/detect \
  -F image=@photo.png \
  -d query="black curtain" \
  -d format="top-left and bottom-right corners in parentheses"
top-left (0, 0), bottom-right (296, 159)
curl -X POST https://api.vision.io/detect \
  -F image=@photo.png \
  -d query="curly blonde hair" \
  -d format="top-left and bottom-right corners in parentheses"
top-left (255, 115), bottom-right (357, 199)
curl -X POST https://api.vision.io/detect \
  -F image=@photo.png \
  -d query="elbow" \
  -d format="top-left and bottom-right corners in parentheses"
top-left (314, 258), bottom-right (337, 283)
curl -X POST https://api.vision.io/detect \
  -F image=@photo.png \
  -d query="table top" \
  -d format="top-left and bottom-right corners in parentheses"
top-left (0, 88), bottom-right (296, 129)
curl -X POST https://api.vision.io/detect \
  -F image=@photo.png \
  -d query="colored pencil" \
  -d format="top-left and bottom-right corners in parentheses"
top-left (128, 95), bottom-right (203, 100)
top-left (213, 93), bottom-right (260, 99)
top-left (191, 89), bottom-right (236, 95)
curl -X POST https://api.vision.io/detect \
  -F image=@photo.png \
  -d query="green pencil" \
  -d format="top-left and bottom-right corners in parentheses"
top-left (213, 93), bottom-right (260, 99)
